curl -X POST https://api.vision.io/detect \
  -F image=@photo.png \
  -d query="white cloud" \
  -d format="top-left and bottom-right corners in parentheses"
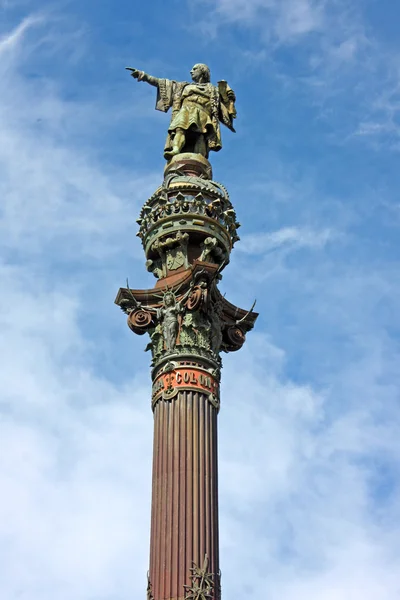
top-left (0, 17), bottom-right (159, 262)
top-left (1, 11), bottom-right (399, 600)
top-left (275, 0), bottom-right (324, 38)
top-left (0, 16), bottom-right (157, 599)
top-left (0, 15), bottom-right (42, 57)
top-left (0, 273), bottom-right (153, 599)
top-left (197, 0), bottom-right (400, 146)
top-left (210, 0), bottom-right (324, 40)
top-left (238, 226), bottom-right (333, 254)
top-left (217, 338), bottom-right (400, 599)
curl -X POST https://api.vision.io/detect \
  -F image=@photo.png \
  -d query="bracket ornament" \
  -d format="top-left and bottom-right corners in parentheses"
top-left (199, 237), bottom-right (226, 265)
top-left (117, 261), bottom-right (257, 371)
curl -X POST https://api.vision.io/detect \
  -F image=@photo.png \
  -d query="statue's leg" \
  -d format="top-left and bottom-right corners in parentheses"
top-left (164, 128), bottom-right (186, 160)
top-left (194, 133), bottom-right (207, 157)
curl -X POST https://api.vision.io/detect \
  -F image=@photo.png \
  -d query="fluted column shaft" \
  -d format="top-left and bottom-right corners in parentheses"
top-left (149, 389), bottom-right (219, 600)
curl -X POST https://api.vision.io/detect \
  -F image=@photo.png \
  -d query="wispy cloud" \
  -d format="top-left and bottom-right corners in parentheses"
top-left (0, 14), bottom-right (42, 57)
top-left (195, 0), bottom-right (400, 148)
top-left (0, 16), bottom-right (158, 262)
top-left (0, 14), bottom-right (156, 598)
top-left (1, 7), bottom-right (400, 600)
top-left (238, 226), bottom-right (333, 254)
top-left (0, 262), bottom-right (153, 599)
top-left (205, 0), bottom-right (325, 41)
top-left (217, 315), bottom-right (400, 598)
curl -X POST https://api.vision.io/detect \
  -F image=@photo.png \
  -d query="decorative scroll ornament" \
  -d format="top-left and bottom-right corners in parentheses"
top-left (184, 554), bottom-right (215, 600)
top-left (128, 309), bottom-right (153, 335)
top-left (187, 287), bottom-right (203, 311)
top-left (224, 325), bottom-right (246, 351)
top-left (187, 272), bottom-right (212, 312)
top-left (119, 277), bottom-right (256, 368)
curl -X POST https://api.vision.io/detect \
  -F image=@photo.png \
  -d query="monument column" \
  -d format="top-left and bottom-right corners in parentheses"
top-left (116, 63), bottom-right (257, 600)
top-left (150, 381), bottom-right (220, 600)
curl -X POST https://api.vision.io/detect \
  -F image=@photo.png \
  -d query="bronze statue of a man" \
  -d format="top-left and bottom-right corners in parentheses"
top-left (126, 63), bottom-right (237, 161)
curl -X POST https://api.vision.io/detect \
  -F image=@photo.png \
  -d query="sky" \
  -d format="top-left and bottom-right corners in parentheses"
top-left (1, 0), bottom-right (400, 599)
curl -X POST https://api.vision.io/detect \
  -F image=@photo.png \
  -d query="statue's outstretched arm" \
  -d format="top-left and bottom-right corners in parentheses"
top-left (126, 67), bottom-right (160, 87)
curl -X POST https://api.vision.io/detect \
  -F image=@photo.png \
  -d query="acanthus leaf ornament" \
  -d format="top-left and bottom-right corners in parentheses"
top-left (184, 554), bottom-right (215, 600)
top-left (117, 260), bottom-right (257, 368)
top-left (146, 573), bottom-right (154, 600)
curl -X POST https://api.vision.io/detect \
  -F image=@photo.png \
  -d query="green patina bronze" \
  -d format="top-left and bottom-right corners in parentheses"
top-left (126, 63), bottom-right (236, 160)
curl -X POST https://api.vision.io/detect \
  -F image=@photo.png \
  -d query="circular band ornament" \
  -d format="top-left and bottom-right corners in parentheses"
top-left (152, 366), bottom-right (220, 411)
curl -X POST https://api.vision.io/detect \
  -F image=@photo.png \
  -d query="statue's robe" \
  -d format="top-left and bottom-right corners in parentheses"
top-left (154, 79), bottom-right (236, 155)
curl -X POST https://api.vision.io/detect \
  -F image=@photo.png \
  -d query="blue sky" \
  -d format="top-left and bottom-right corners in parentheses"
top-left (1, 1), bottom-right (400, 599)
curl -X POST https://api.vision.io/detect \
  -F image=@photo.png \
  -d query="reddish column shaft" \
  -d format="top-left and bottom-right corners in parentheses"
top-left (149, 390), bottom-right (219, 600)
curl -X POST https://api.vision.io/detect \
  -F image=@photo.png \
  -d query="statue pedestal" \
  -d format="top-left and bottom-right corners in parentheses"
top-left (164, 152), bottom-right (213, 180)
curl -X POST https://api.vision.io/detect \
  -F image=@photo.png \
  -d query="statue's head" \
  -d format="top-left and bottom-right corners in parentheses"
top-left (164, 292), bottom-right (175, 307)
top-left (190, 63), bottom-right (211, 83)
